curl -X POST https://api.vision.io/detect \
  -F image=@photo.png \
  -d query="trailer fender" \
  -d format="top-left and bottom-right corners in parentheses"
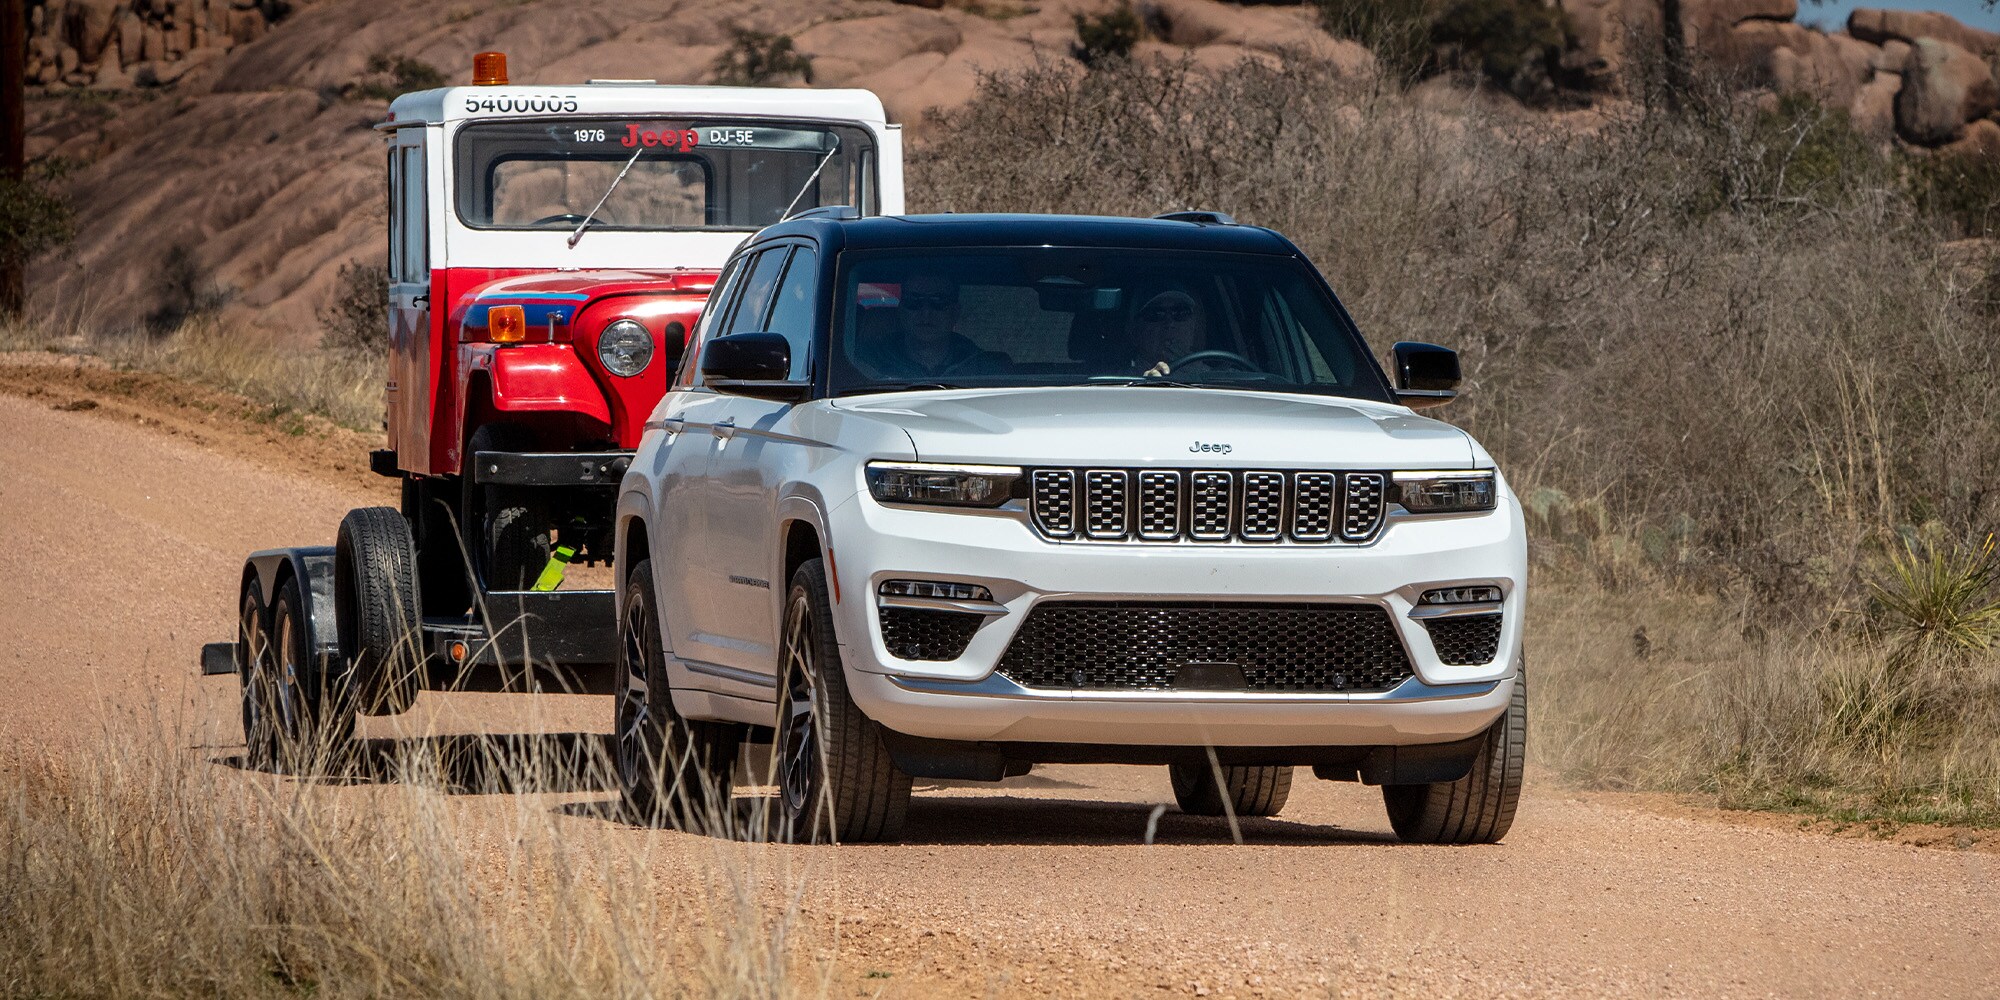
top-left (464, 343), bottom-right (613, 426)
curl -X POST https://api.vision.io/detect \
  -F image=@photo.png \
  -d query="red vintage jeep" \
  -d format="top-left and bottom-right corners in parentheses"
top-left (201, 53), bottom-right (902, 769)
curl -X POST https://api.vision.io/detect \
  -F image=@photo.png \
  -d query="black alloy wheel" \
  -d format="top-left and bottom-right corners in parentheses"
top-left (614, 559), bottom-right (734, 829)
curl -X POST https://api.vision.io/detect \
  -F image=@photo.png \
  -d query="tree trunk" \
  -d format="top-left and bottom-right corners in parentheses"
top-left (2, 0), bottom-right (26, 317)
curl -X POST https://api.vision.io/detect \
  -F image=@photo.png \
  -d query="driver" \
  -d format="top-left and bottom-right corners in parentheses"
top-left (860, 273), bottom-right (1007, 380)
top-left (1128, 286), bottom-right (1209, 377)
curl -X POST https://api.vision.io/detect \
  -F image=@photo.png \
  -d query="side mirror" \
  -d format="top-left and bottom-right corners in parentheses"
top-left (1390, 341), bottom-right (1460, 409)
top-left (702, 332), bottom-right (809, 401)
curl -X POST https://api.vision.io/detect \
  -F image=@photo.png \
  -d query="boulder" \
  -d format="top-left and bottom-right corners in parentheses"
top-left (1727, 21), bottom-right (1869, 108)
top-left (1849, 8), bottom-right (2000, 58)
top-left (228, 5), bottom-right (265, 45)
top-left (117, 10), bottom-right (145, 68)
top-left (69, 0), bottom-right (126, 65)
top-left (1871, 38), bottom-right (1909, 74)
top-left (1944, 117), bottom-right (2000, 159)
top-left (1848, 71), bottom-right (1899, 140)
top-left (1895, 37), bottom-right (1998, 146)
top-left (1677, 0), bottom-right (1797, 52)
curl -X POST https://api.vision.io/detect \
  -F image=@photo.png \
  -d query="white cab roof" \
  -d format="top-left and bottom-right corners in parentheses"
top-left (385, 84), bottom-right (890, 128)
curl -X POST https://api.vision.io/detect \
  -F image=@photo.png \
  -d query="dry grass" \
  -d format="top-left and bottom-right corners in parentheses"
top-left (0, 718), bottom-right (825, 999)
top-left (0, 312), bottom-right (384, 432)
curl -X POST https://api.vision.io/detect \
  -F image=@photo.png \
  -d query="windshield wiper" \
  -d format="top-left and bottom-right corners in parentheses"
top-left (567, 143), bottom-right (646, 248)
top-left (1082, 376), bottom-right (1210, 389)
top-left (863, 381), bottom-right (966, 392)
top-left (780, 145), bottom-right (841, 222)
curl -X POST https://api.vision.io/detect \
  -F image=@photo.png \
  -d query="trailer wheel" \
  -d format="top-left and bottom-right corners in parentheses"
top-left (336, 507), bottom-right (424, 716)
top-left (614, 559), bottom-right (735, 829)
top-left (237, 587), bottom-right (287, 772)
top-left (271, 575), bottom-right (357, 774)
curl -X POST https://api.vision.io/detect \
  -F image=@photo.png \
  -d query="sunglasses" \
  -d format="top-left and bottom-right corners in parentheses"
top-left (902, 293), bottom-right (956, 311)
top-left (1139, 304), bottom-right (1195, 322)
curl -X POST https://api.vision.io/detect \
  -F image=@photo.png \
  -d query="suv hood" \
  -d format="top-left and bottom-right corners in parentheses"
top-left (831, 387), bottom-right (1478, 468)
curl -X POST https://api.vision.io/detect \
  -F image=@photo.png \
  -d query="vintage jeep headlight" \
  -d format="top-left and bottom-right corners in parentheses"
top-left (597, 319), bottom-right (653, 377)
top-left (866, 462), bottom-right (1021, 508)
top-left (1393, 470), bottom-right (1497, 513)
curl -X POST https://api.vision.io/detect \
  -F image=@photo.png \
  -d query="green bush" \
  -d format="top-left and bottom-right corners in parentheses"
top-left (0, 161), bottom-right (74, 271)
top-left (348, 54), bottom-right (446, 101)
top-left (1315, 0), bottom-right (1441, 82)
top-left (1904, 148), bottom-right (2000, 237)
top-left (1430, 0), bottom-right (1571, 100)
top-left (318, 259), bottom-right (388, 356)
top-left (1072, 3), bottom-right (1142, 69)
top-left (710, 28), bottom-right (813, 86)
top-left (147, 245), bottom-right (229, 334)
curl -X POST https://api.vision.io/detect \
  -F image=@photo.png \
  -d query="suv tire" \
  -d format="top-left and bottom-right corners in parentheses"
top-left (1381, 664), bottom-right (1526, 844)
top-left (1169, 762), bottom-right (1293, 817)
top-left (775, 558), bottom-right (911, 843)
top-left (614, 559), bottom-right (736, 830)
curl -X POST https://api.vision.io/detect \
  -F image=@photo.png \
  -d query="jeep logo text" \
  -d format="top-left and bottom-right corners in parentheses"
top-left (1189, 440), bottom-right (1233, 454)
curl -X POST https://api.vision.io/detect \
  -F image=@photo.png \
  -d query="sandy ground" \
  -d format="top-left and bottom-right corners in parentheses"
top-left (1, 362), bottom-right (1995, 999)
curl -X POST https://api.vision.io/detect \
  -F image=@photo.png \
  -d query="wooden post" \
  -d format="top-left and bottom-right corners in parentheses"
top-left (1, 0), bottom-right (27, 316)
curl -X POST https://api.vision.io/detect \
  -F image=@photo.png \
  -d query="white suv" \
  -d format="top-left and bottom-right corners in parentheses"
top-left (614, 212), bottom-right (1527, 844)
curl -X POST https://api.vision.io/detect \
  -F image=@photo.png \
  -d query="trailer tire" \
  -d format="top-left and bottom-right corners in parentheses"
top-left (237, 586), bottom-right (285, 772)
top-left (271, 574), bottom-right (357, 774)
top-left (336, 507), bottom-right (424, 716)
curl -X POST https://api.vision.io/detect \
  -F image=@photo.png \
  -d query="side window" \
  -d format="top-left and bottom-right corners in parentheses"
top-left (763, 247), bottom-right (819, 380)
top-left (720, 247), bottom-right (790, 337)
top-left (680, 257), bottom-right (749, 388)
top-left (386, 149), bottom-right (403, 281)
top-left (399, 145), bottom-right (427, 282)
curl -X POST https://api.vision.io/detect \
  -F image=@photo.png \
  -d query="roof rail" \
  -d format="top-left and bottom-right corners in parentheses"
top-left (1153, 210), bottom-right (1237, 225)
top-left (785, 205), bottom-right (862, 222)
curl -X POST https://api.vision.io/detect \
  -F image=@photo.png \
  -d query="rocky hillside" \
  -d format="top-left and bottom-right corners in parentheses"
top-left (18, 0), bottom-right (2000, 333)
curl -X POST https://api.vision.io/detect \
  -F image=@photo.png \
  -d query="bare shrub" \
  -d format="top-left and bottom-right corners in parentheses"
top-left (1072, 3), bottom-right (1141, 68)
top-left (711, 28), bottom-right (813, 86)
top-left (148, 244), bottom-right (231, 335)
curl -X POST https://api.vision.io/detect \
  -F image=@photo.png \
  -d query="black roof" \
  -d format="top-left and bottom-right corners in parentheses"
top-left (752, 213), bottom-right (1301, 256)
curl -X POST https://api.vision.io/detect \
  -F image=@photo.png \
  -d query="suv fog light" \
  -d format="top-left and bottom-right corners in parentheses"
top-left (879, 580), bottom-right (993, 602)
top-left (598, 319), bottom-right (654, 377)
top-left (1420, 586), bottom-right (1502, 605)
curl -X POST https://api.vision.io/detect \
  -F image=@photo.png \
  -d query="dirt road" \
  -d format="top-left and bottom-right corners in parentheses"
top-left (2, 365), bottom-right (1994, 999)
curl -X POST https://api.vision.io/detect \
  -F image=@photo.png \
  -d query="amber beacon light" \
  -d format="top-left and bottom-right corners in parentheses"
top-left (472, 51), bottom-right (509, 86)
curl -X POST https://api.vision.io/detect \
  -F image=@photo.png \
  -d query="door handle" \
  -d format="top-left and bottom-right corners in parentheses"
top-left (645, 415), bottom-right (686, 433)
top-left (711, 418), bottom-right (736, 439)
top-left (413, 293), bottom-right (429, 305)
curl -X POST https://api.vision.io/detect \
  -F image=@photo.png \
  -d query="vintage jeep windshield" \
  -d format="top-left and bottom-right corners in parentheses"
top-left (828, 249), bottom-right (1394, 402)
top-left (454, 118), bottom-right (878, 231)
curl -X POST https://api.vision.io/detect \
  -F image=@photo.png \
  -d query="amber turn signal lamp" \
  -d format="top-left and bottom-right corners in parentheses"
top-left (489, 305), bottom-right (527, 343)
top-left (473, 51), bottom-right (509, 86)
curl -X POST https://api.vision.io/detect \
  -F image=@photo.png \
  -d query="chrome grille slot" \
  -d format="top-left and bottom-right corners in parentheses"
top-left (1343, 473), bottom-right (1385, 540)
top-left (1136, 471), bottom-right (1182, 540)
top-left (1025, 467), bottom-right (1400, 544)
top-left (1293, 472), bottom-right (1336, 541)
top-left (1031, 470), bottom-right (1076, 538)
top-left (1083, 470), bottom-right (1130, 539)
top-left (1188, 471), bottom-right (1232, 540)
top-left (1240, 472), bottom-right (1285, 541)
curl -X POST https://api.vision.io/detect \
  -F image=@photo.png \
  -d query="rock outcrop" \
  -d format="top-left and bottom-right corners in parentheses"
top-left (22, 0), bottom-right (306, 90)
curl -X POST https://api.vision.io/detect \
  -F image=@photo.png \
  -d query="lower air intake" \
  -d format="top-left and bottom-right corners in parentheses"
top-left (879, 608), bottom-right (982, 661)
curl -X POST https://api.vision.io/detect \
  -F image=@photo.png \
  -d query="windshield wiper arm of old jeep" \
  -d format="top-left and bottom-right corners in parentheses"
top-left (780, 146), bottom-right (841, 222)
top-left (568, 143), bottom-right (647, 248)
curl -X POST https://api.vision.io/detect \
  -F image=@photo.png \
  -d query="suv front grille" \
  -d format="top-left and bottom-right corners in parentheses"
top-left (1422, 613), bottom-right (1503, 666)
top-left (996, 601), bottom-right (1414, 693)
top-left (1027, 468), bottom-right (1386, 544)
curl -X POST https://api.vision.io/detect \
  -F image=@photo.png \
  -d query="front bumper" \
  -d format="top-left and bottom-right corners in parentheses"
top-left (824, 492), bottom-right (1527, 747)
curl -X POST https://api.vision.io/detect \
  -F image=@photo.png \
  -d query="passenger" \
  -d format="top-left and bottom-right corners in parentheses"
top-left (860, 274), bottom-right (1007, 380)
top-left (1128, 286), bottom-right (1208, 377)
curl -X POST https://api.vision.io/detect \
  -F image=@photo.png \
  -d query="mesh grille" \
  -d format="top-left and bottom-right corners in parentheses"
top-left (1423, 613), bottom-right (1503, 666)
top-left (1084, 470), bottom-right (1128, 539)
top-left (997, 602), bottom-right (1414, 693)
top-left (879, 607), bottom-right (982, 661)
top-left (1293, 472), bottom-right (1336, 541)
top-left (1027, 469), bottom-right (1388, 544)
top-left (1343, 473), bottom-right (1386, 541)
top-left (1031, 470), bottom-right (1076, 538)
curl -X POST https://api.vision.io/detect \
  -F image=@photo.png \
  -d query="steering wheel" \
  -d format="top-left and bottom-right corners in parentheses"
top-left (532, 212), bottom-right (594, 227)
top-left (1166, 349), bottom-right (1261, 373)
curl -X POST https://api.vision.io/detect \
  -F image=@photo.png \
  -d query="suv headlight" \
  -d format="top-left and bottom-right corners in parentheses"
top-left (1393, 470), bottom-right (1497, 513)
top-left (866, 462), bottom-right (1022, 508)
top-left (598, 319), bottom-right (653, 377)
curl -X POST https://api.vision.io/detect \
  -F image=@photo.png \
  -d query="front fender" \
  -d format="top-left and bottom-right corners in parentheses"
top-left (463, 343), bottom-right (613, 427)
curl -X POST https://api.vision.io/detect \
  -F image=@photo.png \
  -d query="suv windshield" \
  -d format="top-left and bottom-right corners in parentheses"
top-left (829, 249), bottom-right (1392, 401)
top-left (454, 119), bottom-right (877, 231)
